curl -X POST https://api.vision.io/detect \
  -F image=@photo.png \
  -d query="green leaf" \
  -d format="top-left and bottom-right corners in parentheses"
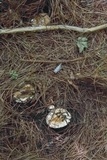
top-left (77, 37), bottom-right (88, 53)
top-left (9, 70), bottom-right (18, 80)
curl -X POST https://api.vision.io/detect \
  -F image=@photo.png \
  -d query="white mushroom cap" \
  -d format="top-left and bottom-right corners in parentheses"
top-left (14, 93), bottom-right (34, 103)
top-left (48, 105), bottom-right (55, 110)
top-left (46, 108), bottom-right (71, 129)
top-left (13, 83), bottom-right (35, 103)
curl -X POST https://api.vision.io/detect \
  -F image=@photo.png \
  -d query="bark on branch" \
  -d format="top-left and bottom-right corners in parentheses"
top-left (0, 24), bottom-right (107, 34)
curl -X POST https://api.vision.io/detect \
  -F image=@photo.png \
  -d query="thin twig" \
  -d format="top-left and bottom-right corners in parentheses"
top-left (21, 56), bottom-right (90, 63)
top-left (0, 24), bottom-right (107, 34)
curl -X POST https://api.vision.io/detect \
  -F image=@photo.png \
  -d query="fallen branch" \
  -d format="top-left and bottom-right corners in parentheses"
top-left (0, 24), bottom-right (107, 34)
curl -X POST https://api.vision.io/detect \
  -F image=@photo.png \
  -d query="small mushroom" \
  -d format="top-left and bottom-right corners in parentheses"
top-left (46, 106), bottom-right (71, 129)
top-left (31, 13), bottom-right (50, 26)
top-left (13, 83), bottom-right (35, 103)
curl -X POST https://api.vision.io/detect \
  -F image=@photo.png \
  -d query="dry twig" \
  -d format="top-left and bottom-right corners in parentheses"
top-left (0, 24), bottom-right (107, 34)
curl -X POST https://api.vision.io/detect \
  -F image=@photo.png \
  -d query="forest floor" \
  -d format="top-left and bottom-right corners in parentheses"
top-left (1, 0), bottom-right (107, 160)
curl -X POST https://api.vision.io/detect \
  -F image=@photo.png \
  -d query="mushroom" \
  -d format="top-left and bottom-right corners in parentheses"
top-left (46, 106), bottom-right (71, 129)
top-left (31, 13), bottom-right (50, 27)
top-left (13, 83), bottom-right (35, 103)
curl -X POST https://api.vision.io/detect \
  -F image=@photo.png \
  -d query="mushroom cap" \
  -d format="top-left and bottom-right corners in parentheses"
top-left (31, 13), bottom-right (50, 26)
top-left (46, 108), bottom-right (71, 129)
top-left (13, 83), bottom-right (35, 103)
top-left (48, 105), bottom-right (55, 110)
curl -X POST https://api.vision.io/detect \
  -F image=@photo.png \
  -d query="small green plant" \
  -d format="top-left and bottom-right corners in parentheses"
top-left (77, 37), bottom-right (88, 53)
top-left (9, 70), bottom-right (18, 80)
